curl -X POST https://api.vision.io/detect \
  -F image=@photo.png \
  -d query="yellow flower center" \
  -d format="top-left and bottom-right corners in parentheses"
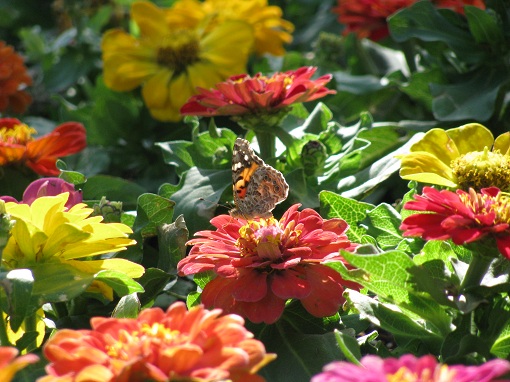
top-left (106, 323), bottom-right (182, 360)
top-left (458, 188), bottom-right (510, 225)
top-left (0, 123), bottom-right (36, 145)
top-left (451, 147), bottom-right (510, 191)
top-left (237, 218), bottom-right (284, 261)
top-left (387, 364), bottom-right (456, 381)
top-left (156, 30), bottom-right (200, 75)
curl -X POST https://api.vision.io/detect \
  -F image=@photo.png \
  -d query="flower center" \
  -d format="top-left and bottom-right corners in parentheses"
top-left (237, 219), bottom-right (284, 261)
top-left (0, 123), bottom-right (36, 145)
top-left (157, 30), bottom-right (200, 75)
top-left (451, 148), bottom-right (510, 191)
top-left (458, 188), bottom-right (510, 225)
top-left (387, 364), bottom-right (456, 382)
top-left (106, 323), bottom-right (182, 360)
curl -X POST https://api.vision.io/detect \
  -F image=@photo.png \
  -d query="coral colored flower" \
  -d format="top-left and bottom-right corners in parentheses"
top-left (101, 1), bottom-right (254, 122)
top-left (312, 354), bottom-right (510, 382)
top-left (0, 118), bottom-right (87, 176)
top-left (178, 204), bottom-right (359, 324)
top-left (332, 0), bottom-right (485, 41)
top-left (0, 41), bottom-right (32, 114)
top-left (40, 302), bottom-right (275, 382)
top-left (400, 187), bottom-right (510, 259)
top-left (165, 0), bottom-right (294, 56)
top-left (3, 193), bottom-right (142, 299)
top-left (0, 347), bottom-right (39, 382)
top-left (399, 123), bottom-right (510, 191)
top-left (180, 66), bottom-right (336, 117)
top-left (0, 177), bottom-right (82, 208)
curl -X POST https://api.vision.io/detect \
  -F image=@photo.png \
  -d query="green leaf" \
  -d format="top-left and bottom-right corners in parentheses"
top-left (94, 270), bottom-right (144, 297)
top-left (465, 5), bottom-right (504, 45)
top-left (133, 193), bottom-right (175, 238)
top-left (137, 268), bottom-right (174, 308)
top-left (388, 1), bottom-right (482, 59)
top-left (3, 269), bottom-right (33, 332)
top-left (334, 329), bottom-right (362, 363)
top-left (319, 190), bottom-right (374, 243)
top-left (345, 290), bottom-right (442, 352)
top-left (431, 67), bottom-right (509, 121)
top-left (82, 175), bottom-right (147, 210)
top-left (157, 214), bottom-right (189, 273)
top-left (163, 168), bottom-right (231, 236)
top-left (112, 293), bottom-right (141, 318)
top-left (366, 203), bottom-right (403, 249)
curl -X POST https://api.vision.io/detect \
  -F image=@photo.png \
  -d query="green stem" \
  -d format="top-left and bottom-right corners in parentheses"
top-left (0, 311), bottom-right (12, 346)
top-left (24, 313), bottom-right (38, 352)
top-left (399, 40), bottom-right (418, 73)
top-left (255, 131), bottom-right (276, 161)
top-left (459, 252), bottom-right (493, 292)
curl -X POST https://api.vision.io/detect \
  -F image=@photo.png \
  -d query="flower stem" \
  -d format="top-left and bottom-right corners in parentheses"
top-left (24, 313), bottom-right (38, 352)
top-left (459, 252), bottom-right (493, 292)
top-left (255, 131), bottom-right (276, 161)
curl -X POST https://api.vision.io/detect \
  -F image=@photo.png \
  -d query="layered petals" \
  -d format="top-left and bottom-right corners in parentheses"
top-left (312, 354), bottom-right (510, 382)
top-left (178, 204), bottom-right (359, 324)
top-left (0, 347), bottom-right (39, 382)
top-left (0, 118), bottom-right (87, 176)
top-left (181, 66), bottom-right (336, 117)
top-left (101, 1), bottom-right (254, 121)
top-left (400, 187), bottom-right (510, 259)
top-left (0, 41), bottom-right (32, 114)
top-left (40, 302), bottom-right (275, 382)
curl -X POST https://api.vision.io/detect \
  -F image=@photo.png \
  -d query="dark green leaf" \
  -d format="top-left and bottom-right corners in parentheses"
top-left (133, 193), bottom-right (175, 238)
top-left (94, 270), bottom-right (145, 297)
top-left (112, 293), bottom-right (141, 318)
top-left (157, 214), bottom-right (189, 273)
top-left (2, 269), bottom-right (33, 332)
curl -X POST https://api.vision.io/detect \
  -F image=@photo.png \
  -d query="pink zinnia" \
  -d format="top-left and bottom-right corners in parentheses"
top-left (312, 354), bottom-right (510, 382)
top-left (180, 66), bottom-right (336, 117)
top-left (178, 204), bottom-right (359, 324)
top-left (400, 187), bottom-right (510, 258)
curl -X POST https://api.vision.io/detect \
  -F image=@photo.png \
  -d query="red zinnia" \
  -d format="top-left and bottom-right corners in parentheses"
top-left (40, 302), bottom-right (275, 382)
top-left (0, 41), bottom-right (32, 114)
top-left (178, 204), bottom-right (360, 324)
top-left (332, 0), bottom-right (485, 41)
top-left (0, 118), bottom-right (86, 176)
top-left (400, 187), bottom-right (510, 258)
top-left (180, 66), bottom-right (336, 117)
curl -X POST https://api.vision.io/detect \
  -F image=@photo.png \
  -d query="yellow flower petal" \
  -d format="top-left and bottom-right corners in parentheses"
top-left (65, 258), bottom-right (145, 278)
top-left (142, 69), bottom-right (173, 109)
top-left (131, 1), bottom-right (169, 38)
top-left (494, 132), bottom-right (510, 155)
top-left (399, 152), bottom-right (457, 187)
top-left (408, 129), bottom-right (461, 166)
top-left (445, 123), bottom-right (494, 154)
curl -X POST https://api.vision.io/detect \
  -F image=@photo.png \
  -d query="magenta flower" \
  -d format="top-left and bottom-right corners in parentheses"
top-left (0, 177), bottom-right (82, 209)
top-left (178, 204), bottom-right (359, 324)
top-left (312, 355), bottom-right (510, 382)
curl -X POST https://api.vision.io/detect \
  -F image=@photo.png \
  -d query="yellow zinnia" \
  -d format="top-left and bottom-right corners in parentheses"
top-left (2, 193), bottom-right (143, 298)
top-left (101, 1), bottom-right (254, 121)
top-left (399, 123), bottom-right (510, 191)
top-left (165, 0), bottom-right (294, 56)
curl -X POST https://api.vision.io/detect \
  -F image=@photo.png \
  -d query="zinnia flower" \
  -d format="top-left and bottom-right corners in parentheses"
top-left (0, 177), bottom-right (82, 208)
top-left (0, 118), bottom-right (87, 176)
top-left (400, 186), bottom-right (510, 259)
top-left (164, 0), bottom-right (294, 56)
top-left (180, 66), bottom-right (336, 120)
top-left (101, 1), bottom-right (254, 121)
top-left (0, 41), bottom-right (32, 114)
top-left (40, 301), bottom-right (275, 382)
top-left (399, 123), bottom-right (510, 192)
top-left (178, 204), bottom-right (359, 324)
top-left (332, 0), bottom-right (485, 41)
top-left (0, 346), bottom-right (39, 382)
top-left (3, 193), bottom-right (143, 300)
top-left (312, 354), bottom-right (510, 382)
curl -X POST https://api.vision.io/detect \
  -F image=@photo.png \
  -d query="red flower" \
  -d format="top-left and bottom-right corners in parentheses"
top-left (178, 204), bottom-right (359, 324)
top-left (332, 0), bottom-right (485, 41)
top-left (0, 346), bottom-right (38, 382)
top-left (312, 354), bottom-right (510, 382)
top-left (0, 42), bottom-right (32, 114)
top-left (400, 187), bottom-right (510, 258)
top-left (180, 66), bottom-right (336, 117)
top-left (40, 302), bottom-right (275, 382)
top-left (0, 118), bottom-right (86, 176)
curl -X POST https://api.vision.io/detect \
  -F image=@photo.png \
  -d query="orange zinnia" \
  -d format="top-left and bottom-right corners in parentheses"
top-left (40, 302), bottom-right (275, 382)
top-left (0, 118), bottom-right (86, 176)
top-left (0, 41), bottom-right (32, 114)
top-left (0, 346), bottom-right (38, 382)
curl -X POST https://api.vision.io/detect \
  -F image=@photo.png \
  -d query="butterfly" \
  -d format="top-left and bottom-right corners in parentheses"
top-left (230, 138), bottom-right (289, 219)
